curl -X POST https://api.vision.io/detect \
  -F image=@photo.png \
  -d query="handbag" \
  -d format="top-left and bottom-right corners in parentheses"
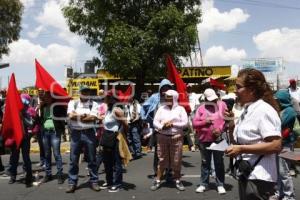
top-left (234, 155), bottom-right (264, 181)
top-left (100, 130), bottom-right (118, 149)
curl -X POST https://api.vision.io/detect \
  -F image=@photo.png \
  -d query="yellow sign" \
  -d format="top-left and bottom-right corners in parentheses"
top-left (97, 66), bottom-right (231, 79)
top-left (67, 78), bottom-right (99, 89)
top-left (67, 78), bottom-right (99, 97)
top-left (178, 67), bottom-right (231, 78)
top-left (20, 89), bottom-right (38, 96)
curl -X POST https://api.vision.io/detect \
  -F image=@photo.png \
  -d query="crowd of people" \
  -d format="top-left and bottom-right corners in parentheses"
top-left (0, 68), bottom-right (299, 199)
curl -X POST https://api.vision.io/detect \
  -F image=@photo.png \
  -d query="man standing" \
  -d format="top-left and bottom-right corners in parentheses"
top-left (288, 79), bottom-right (300, 130)
top-left (66, 86), bottom-right (100, 193)
top-left (126, 96), bottom-right (142, 159)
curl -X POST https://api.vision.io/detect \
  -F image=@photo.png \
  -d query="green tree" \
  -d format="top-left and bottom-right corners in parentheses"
top-left (0, 0), bottom-right (23, 59)
top-left (63, 0), bottom-right (201, 94)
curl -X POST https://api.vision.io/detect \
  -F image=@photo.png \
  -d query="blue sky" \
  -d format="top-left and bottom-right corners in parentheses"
top-left (1, 0), bottom-right (300, 89)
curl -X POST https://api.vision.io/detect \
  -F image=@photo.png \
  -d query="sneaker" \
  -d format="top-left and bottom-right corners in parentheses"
top-left (57, 175), bottom-right (64, 184)
top-left (217, 186), bottom-right (226, 194)
top-left (100, 182), bottom-right (109, 189)
top-left (108, 186), bottom-right (120, 193)
top-left (150, 180), bottom-right (161, 191)
top-left (8, 176), bottom-right (16, 184)
top-left (66, 185), bottom-right (76, 193)
top-left (289, 169), bottom-right (296, 176)
top-left (25, 178), bottom-right (33, 188)
top-left (42, 175), bottom-right (52, 183)
top-left (191, 146), bottom-right (196, 152)
top-left (175, 180), bottom-right (185, 191)
top-left (90, 183), bottom-right (101, 192)
top-left (19, 171), bottom-right (26, 179)
top-left (195, 185), bottom-right (206, 193)
top-left (35, 162), bottom-right (45, 167)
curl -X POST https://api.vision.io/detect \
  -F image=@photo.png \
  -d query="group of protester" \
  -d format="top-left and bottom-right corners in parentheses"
top-left (0, 68), bottom-right (299, 200)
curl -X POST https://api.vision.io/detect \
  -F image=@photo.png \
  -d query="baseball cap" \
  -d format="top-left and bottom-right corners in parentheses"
top-left (289, 79), bottom-right (296, 84)
top-left (204, 88), bottom-right (218, 101)
top-left (21, 93), bottom-right (31, 105)
top-left (79, 85), bottom-right (90, 92)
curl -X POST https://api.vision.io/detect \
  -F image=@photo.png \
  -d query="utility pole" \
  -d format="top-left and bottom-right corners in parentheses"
top-left (190, 31), bottom-right (204, 67)
top-left (196, 34), bottom-right (204, 67)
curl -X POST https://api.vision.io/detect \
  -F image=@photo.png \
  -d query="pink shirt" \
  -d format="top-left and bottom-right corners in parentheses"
top-left (97, 103), bottom-right (107, 138)
top-left (192, 101), bottom-right (227, 142)
top-left (153, 105), bottom-right (188, 136)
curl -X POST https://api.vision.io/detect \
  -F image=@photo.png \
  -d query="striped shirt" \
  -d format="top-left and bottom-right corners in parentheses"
top-left (233, 99), bottom-right (281, 182)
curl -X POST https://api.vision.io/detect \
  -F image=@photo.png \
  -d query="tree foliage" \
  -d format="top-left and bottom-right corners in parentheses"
top-left (63, 0), bottom-right (201, 92)
top-left (0, 0), bottom-right (23, 59)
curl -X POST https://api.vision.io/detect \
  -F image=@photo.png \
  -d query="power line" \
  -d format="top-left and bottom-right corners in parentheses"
top-left (215, 0), bottom-right (300, 10)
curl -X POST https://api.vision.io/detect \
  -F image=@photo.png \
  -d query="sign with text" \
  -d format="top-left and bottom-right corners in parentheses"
top-left (178, 66), bottom-right (231, 78)
top-left (242, 58), bottom-right (283, 73)
top-left (67, 78), bottom-right (99, 89)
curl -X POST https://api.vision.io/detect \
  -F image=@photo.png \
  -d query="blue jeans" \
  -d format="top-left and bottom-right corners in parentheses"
top-left (68, 129), bottom-right (98, 185)
top-left (127, 123), bottom-right (142, 157)
top-left (277, 146), bottom-right (296, 199)
top-left (8, 134), bottom-right (32, 178)
top-left (199, 142), bottom-right (225, 187)
top-left (103, 141), bottom-right (123, 187)
top-left (43, 130), bottom-right (63, 176)
top-left (37, 130), bottom-right (46, 165)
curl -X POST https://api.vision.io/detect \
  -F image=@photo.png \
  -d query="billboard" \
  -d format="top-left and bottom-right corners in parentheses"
top-left (242, 58), bottom-right (283, 73)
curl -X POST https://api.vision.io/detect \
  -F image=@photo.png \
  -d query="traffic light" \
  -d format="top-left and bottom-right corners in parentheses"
top-left (0, 63), bottom-right (9, 69)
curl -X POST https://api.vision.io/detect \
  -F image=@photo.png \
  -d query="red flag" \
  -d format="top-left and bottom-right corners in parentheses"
top-left (120, 85), bottom-right (133, 102)
top-left (166, 55), bottom-right (191, 114)
top-left (35, 59), bottom-right (68, 97)
top-left (1, 74), bottom-right (24, 148)
top-left (210, 78), bottom-right (225, 90)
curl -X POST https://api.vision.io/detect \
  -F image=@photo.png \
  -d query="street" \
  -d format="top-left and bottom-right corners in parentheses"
top-left (0, 151), bottom-right (299, 200)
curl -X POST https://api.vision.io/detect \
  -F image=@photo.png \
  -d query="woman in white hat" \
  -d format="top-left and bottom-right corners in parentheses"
top-left (193, 88), bottom-right (228, 194)
top-left (151, 90), bottom-right (188, 191)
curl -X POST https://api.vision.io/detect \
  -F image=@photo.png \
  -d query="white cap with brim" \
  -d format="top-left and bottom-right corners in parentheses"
top-left (204, 88), bottom-right (218, 101)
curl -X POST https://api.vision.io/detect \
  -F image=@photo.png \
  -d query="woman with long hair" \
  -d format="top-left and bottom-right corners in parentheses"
top-left (100, 89), bottom-right (128, 193)
top-left (225, 68), bottom-right (282, 200)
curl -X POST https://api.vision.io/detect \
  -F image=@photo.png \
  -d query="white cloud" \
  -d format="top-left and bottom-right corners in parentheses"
top-left (36, 1), bottom-right (66, 29)
top-left (34, 0), bottom-right (83, 46)
top-left (204, 45), bottom-right (247, 65)
top-left (2, 39), bottom-right (77, 87)
top-left (253, 28), bottom-right (300, 63)
top-left (20, 0), bottom-right (35, 9)
top-left (198, 0), bottom-right (250, 40)
top-left (27, 25), bottom-right (44, 38)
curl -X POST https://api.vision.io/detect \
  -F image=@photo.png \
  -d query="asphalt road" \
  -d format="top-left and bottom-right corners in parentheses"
top-left (0, 151), bottom-right (299, 200)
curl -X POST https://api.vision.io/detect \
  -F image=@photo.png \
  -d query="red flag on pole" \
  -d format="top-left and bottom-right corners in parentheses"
top-left (35, 59), bottom-right (69, 97)
top-left (1, 74), bottom-right (24, 148)
top-left (166, 55), bottom-right (191, 114)
top-left (119, 85), bottom-right (133, 102)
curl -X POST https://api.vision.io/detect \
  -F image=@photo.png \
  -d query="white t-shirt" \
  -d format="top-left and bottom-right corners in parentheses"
top-left (233, 99), bottom-right (281, 182)
top-left (125, 101), bottom-right (141, 123)
top-left (188, 92), bottom-right (200, 112)
top-left (289, 87), bottom-right (300, 102)
top-left (67, 99), bottom-right (98, 130)
top-left (153, 105), bottom-right (188, 136)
